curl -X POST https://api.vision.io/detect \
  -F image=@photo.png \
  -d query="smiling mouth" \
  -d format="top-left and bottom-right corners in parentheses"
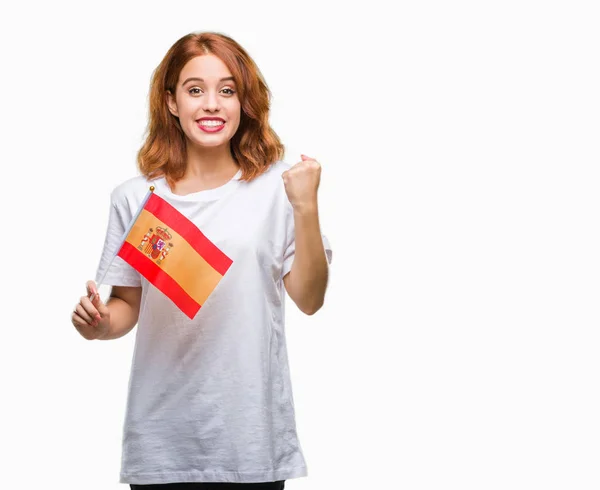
top-left (197, 120), bottom-right (225, 127)
top-left (197, 120), bottom-right (226, 132)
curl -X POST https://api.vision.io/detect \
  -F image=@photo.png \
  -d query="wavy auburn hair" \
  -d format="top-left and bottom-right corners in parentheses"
top-left (137, 32), bottom-right (284, 185)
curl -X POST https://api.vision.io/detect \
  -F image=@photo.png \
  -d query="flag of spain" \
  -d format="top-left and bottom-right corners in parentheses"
top-left (115, 187), bottom-right (233, 319)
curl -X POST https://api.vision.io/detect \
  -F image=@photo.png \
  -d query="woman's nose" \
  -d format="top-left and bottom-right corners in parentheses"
top-left (203, 90), bottom-right (220, 111)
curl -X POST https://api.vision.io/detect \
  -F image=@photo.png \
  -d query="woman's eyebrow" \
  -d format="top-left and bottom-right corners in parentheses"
top-left (182, 77), bottom-right (235, 85)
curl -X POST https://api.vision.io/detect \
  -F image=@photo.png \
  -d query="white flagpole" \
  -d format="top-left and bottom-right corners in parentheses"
top-left (90, 185), bottom-right (155, 302)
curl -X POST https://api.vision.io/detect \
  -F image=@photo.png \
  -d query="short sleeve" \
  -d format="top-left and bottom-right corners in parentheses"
top-left (94, 192), bottom-right (142, 287)
top-left (281, 201), bottom-right (333, 280)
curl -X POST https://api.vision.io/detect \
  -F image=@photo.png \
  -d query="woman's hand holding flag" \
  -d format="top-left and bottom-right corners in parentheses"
top-left (72, 280), bottom-right (111, 340)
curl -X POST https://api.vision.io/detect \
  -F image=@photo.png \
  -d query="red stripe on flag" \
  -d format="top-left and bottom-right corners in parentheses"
top-left (143, 193), bottom-right (233, 276)
top-left (118, 241), bottom-right (201, 319)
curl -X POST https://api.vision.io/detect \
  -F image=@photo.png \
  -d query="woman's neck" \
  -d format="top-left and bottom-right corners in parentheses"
top-left (183, 144), bottom-right (239, 180)
top-left (169, 144), bottom-right (240, 194)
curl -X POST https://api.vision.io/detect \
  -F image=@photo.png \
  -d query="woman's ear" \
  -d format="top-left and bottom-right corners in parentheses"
top-left (166, 90), bottom-right (178, 117)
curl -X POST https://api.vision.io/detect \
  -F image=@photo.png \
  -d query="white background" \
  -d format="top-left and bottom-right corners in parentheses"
top-left (1, 1), bottom-right (599, 489)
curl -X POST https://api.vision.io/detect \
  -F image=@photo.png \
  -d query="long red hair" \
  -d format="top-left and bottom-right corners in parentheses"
top-left (138, 31), bottom-right (284, 185)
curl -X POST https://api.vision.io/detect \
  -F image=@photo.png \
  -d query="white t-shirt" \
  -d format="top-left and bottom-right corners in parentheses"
top-left (95, 160), bottom-right (333, 485)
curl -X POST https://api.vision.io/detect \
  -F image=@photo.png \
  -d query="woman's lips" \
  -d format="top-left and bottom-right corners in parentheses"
top-left (197, 121), bottom-right (225, 133)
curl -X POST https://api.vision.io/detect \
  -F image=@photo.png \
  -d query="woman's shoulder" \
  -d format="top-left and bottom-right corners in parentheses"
top-left (250, 159), bottom-right (293, 188)
top-left (242, 160), bottom-right (292, 199)
top-left (264, 159), bottom-right (293, 177)
top-left (109, 174), bottom-right (155, 207)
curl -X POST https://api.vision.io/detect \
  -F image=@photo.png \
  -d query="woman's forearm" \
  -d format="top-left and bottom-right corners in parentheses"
top-left (284, 204), bottom-right (329, 315)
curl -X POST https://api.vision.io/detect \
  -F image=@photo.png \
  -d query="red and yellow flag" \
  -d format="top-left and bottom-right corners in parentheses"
top-left (115, 187), bottom-right (233, 319)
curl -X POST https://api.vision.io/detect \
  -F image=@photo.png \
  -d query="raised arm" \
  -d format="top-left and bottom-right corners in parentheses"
top-left (282, 155), bottom-right (329, 315)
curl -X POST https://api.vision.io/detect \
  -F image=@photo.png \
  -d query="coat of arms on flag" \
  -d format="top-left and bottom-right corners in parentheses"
top-left (137, 227), bottom-right (174, 265)
top-left (99, 186), bottom-right (233, 319)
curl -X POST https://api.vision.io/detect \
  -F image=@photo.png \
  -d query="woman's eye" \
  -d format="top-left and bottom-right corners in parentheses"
top-left (188, 87), bottom-right (235, 95)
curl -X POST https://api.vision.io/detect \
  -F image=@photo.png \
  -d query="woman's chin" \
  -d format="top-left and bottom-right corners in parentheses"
top-left (188, 137), bottom-right (231, 150)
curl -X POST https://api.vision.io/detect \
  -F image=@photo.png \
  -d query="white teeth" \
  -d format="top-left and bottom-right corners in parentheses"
top-left (199, 120), bottom-right (224, 127)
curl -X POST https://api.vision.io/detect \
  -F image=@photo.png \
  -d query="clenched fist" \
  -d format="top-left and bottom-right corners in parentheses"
top-left (282, 154), bottom-right (321, 211)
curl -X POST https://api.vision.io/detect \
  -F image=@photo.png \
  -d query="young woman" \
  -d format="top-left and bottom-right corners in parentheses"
top-left (70, 31), bottom-right (332, 489)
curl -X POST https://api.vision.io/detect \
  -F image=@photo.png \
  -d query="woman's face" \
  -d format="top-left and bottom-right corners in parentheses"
top-left (167, 54), bottom-right (241, 150)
